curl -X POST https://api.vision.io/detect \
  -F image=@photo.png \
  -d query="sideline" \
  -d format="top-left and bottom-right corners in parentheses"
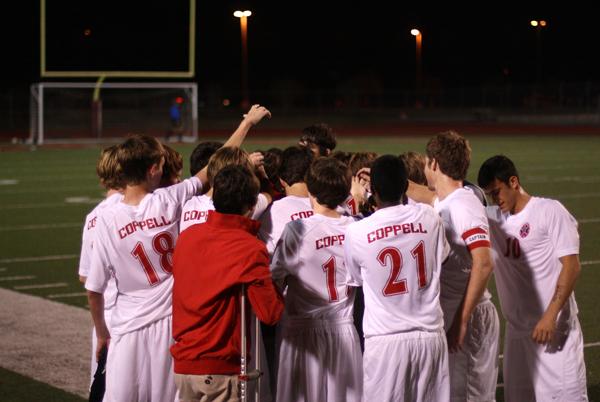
top-left (0, 287), bottom-right (90, 398)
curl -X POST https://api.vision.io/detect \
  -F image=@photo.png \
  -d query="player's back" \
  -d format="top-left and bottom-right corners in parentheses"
top-left (181, 193), bottom-right (270, 233)
top-left (272, 214), bottom-right (356, 321)
top-left (344, 203), bottom-right (447, 337)
top-left (258, 195), bottom-right (313, 255)
top-left (89, 178), bottom-right (201, 335)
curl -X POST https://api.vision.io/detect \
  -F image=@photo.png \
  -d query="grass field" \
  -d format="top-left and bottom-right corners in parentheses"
top-left (1, 133), bottom-right (599, 400)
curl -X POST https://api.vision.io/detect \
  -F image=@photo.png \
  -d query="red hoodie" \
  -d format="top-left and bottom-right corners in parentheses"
top-left (171, 210), bottom-right (284, 375)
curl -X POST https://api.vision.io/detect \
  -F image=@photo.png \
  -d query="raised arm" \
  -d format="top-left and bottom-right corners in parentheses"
top-left (532, 254), bottom-right (581, 344)
top-left (194, 104), bottom-right (271, 185)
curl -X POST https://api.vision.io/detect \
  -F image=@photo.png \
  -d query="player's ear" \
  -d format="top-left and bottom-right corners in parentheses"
top-left (508, 175), bottom-right (519, 190)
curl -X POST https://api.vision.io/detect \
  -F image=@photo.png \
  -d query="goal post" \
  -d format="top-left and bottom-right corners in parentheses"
top-left (29, 82), bottom-right (198, 144)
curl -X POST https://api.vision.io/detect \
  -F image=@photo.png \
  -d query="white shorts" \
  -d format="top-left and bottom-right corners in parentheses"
top-left (363, 330), bottom-right (449, 402)
top-left (104, 315), bottom-right (177, 402)
top-left (276, 318), bottom-right (362, 402)
top-left (503, 318), bottom-right (588, 402)
top-left (449, 301), bottom-right (499, 402)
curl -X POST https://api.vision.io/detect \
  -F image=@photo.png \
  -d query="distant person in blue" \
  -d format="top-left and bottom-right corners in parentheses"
top-left (167, 97), bottom-right (184, 142)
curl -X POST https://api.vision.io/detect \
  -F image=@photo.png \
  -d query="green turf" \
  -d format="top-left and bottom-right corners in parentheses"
top-left (1, 134), bottom-right (599, 400)
top-left (0, 367), bottom-right (85, 402)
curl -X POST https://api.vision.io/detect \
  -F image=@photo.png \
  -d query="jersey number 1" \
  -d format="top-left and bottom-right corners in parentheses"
top-left (131, 232), bottom-right (175, 286)
top-left (377, 241), bottom-right (427, 296)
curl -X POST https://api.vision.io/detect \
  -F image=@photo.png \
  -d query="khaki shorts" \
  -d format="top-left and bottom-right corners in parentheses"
top-left (175, 373), bottom-right (239, 402)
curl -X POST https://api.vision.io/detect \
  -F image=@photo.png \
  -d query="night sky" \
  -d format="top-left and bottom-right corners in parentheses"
top-left (3, 1), bottom-right (600, 92)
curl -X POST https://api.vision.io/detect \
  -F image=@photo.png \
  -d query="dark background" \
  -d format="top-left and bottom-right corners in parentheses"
top-left (3, 1), bottom-right (600, 89)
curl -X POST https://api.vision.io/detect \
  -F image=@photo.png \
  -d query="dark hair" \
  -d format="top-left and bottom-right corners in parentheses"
top-left (212, 165), bottom-right (259, 215)
top-left (299, 123), bottom-right (337, 156)
top-left (425, 131), bottom-right (471, 181)
top-left (306, 157), bottom-right (351, 209)
top-left (189, 141), bottom-right (223, 176)
top-left (263, 147), bottom-right (285, 194)
top-left (116, 134), bottom-right (164, 185)
top-left (371, 155), bottom-right (408, 204)
top-left (331, 150), bottom-right (353, 167)
top-left (279, 146), bottom-right (314, 186)
top-left (477, 155), bottom-right (520, 188)
top-left (349, 151), bottom-right (378, 177)
top-left (399, 151), bottom-right (427, 186)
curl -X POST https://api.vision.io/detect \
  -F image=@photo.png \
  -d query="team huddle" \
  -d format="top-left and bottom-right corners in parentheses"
top-left (79, 104), bottom-right (588, 402)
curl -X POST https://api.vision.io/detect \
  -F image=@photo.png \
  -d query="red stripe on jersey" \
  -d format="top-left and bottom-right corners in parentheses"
top-left (461, 227), bottom-right (487, 241)
top-left (467, 240), bottom-right (491, 250)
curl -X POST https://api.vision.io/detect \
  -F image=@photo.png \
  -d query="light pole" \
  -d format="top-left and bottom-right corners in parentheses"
top-left (411, 28), bottom-right (423, 105)
top-left (530, 19), bottom-right (547, 84)
top-left (234, 10), bottom-right (252, 109)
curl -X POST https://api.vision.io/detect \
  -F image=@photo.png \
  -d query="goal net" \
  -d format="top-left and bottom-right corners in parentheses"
top-left (29, 82), bottom-right (198, 144)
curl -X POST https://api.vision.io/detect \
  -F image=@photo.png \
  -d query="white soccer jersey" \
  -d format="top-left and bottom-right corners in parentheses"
top-left (85, 177), bottom-right (202, 336)
top-left (486, 197), bottom-right (580, 333)
top-left (434, 187), bottom-right (492, 330)
top-left (271, 213), bottom-right (357, 320)
top-left (258, 195), bottom-right (313, 255)
top-left (344, 203), bottom-right (449, 336)
top-left (79, 192), bottom-right (122, 310)
top-left (179, 193), bottom-right (269, 232)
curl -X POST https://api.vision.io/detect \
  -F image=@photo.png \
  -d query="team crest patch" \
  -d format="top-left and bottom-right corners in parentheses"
top-left (520, 223), bottom-right (530, 238)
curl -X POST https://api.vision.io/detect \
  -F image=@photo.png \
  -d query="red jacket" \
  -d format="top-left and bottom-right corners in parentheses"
top-left (171, 210), bottom-right (284, 375)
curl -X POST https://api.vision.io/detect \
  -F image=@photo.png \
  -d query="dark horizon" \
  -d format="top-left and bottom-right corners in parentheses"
top-left (3, 2), bottom-right (600, 92)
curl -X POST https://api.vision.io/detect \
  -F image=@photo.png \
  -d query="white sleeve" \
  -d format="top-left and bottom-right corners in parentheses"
top-left (258, 206), bottom-right (276, 256)
top-left (84, 217), bottom-right (113, 294)
top-left (270, 221), bottom-right (301, 289)
top-left (343, 226), bottom-right (363, 287)
top-left (547, 200), bottom-right (580, 257)
top-left (251, 193), bottom-right (270, 220)
top-left (450, 202), bottom-right (491, 252)
top-left (159, 177), bottom-right (203, 205)
top-left (77, 215), bottom-right (94, 278)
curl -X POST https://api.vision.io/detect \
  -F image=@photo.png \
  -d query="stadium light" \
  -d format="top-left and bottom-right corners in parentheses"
top-left (411, 29), bottom-right (423, 103)
top-left (234, 10), bottom-right (252, 109)
top-left (530, 19), bottom-right (548, 83)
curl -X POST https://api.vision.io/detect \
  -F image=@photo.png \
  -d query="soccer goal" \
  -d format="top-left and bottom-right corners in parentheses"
top-left (29, 82), bottom-right (198, 144)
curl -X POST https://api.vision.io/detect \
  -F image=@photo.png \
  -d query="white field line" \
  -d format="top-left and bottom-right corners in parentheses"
top-left (552, 192), bottom-right (600, 199)
top-left (0, 275), bottom-right (36, 282)
top-left (0, 268), bottom-right (6, 272)
top-left (0, 254), bottom-right (78, 264)
top-left (47, 292), bottom-right (87, 299)
top-left (579, 217), bottom-right (600, 223)
top-left (582, 260), bottom-right (600, 266)
top-left (0, 179), bottom-right (18, 185)
top-left (0, 223), bottom-right (81, 232)
top-left (13, 282), bottom-right (68, 290)
top-left (0, 186), bottom-right (99, 195)
top-left (525, 175), bottom-right (600, 184)
top-left (0, 202), bottom-right (75, 210)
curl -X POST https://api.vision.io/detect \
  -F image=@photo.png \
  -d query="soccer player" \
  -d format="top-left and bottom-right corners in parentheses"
top-left (423, 131), bottom-right (499, 402)
top-left (85, 104), bottom-right (271, 402)
top-left (298, 123), bottom-right (337, 157)
top-left (478, 155), bottom-right (588, 401)
top-left (259, 145), bottom-right (315, 256)
top-left (171, 165), bottom-right (284, 402)
top-left (78, 144), bottom-right (123, 387)
top-left (179, 147), bottom-right (271, 232)
top-left (344, 155), bottom-right (450, 401)
top-left (271, 157), bottom-right (362, 402)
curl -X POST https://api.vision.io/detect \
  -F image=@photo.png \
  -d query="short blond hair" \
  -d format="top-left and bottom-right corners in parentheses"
top-left (207, 146), bottom-right (253, 186)
top-left (96, 144), bottom-right (123, 190)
